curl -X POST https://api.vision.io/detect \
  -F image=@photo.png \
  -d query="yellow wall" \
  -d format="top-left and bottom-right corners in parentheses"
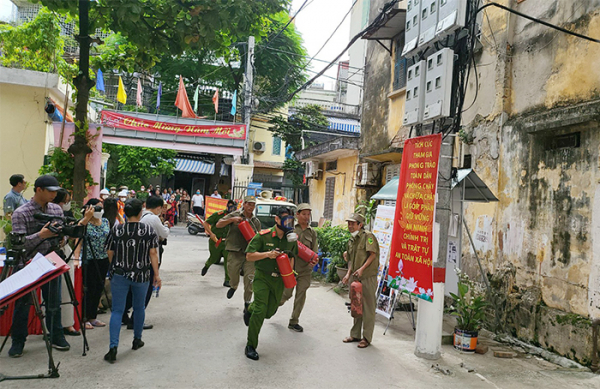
top-left (0, 83), bottom-right (52, 206)
top-left (250, 115), bottom-right (286, 165)
top-left (308, 154), bottom-right (358, 226)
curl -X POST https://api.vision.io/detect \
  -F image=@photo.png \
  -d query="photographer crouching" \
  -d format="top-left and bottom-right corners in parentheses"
top-left (7, 175), bottom-right (71, 357)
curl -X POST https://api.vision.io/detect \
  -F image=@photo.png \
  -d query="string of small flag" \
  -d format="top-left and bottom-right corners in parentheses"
top-left (94, 70), bottom-right (236, 119)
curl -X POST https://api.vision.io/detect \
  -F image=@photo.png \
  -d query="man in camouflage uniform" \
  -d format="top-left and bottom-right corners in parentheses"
top-left (201, 200), bottom-right (237, 287)
top-left (216, 196), bottom-right (261, 306)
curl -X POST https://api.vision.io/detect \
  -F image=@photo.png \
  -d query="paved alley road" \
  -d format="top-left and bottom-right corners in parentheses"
top-left (1, 227), bottom-right (600, 388)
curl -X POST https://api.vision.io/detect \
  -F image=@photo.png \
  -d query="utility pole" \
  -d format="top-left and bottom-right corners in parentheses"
top-left (414, 134), bottom-right (454, 360)
top-left (243, 36), bottom-right (255, 164)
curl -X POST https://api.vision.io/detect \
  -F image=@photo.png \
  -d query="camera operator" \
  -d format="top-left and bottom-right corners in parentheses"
top-left (8, 175), bottom-right (70, 358)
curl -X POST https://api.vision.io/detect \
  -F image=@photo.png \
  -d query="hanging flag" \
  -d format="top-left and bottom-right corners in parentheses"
top-left (212, 88), bottom-right (219, 113)
top-left (230, 90), bottom-right (237, 116)
top-left (96, 69), bottom-right (105, 92)
top-left (136, 78), bottom-right (144, 107)
top-left (156, 82), bottom-right (162, 110)
top-left (174, 76), bottom-right (197, 118)
top-left (117, 76), bottom-right (127, 104)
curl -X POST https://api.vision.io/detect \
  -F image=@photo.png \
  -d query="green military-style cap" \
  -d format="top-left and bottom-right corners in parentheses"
top-left (297, 203), bottom-right (311, 212)
top-left (244, 195), bottom-right (257, 203)
top-left (346, 213), bottom-right (365, 225)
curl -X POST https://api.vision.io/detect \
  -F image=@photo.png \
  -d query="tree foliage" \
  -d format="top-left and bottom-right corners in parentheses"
top-left (39, 147), bottom-right (96, 190)
top-left (269, 104), bottom-right (329, 152)
top-left (102, 144), bottom-right (177, 189)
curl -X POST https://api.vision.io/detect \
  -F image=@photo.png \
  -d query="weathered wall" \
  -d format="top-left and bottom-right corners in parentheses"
top-left (458, 0), bottom-right (600, 364)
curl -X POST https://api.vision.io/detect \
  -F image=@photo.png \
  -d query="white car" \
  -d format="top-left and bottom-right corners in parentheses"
top-left (254, 194), bottom-right (297, 229)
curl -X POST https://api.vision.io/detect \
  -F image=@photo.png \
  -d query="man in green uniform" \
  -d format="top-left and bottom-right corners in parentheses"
top-left (244, 207), bottom-right (298, 360)
top-left (201, 200), bottom-right (237, 287)
top-left (216, 196), bottom-right (261, 305)
top-left (341, 213), bottom-right (380, 349)
top-left (279, 203), bottom-right (318, 332)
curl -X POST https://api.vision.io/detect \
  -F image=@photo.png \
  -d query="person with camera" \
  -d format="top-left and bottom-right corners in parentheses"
top-left (73, 199), bottom-right (111, 330)
top-left (8, 175), bottom-right (70, 358)
top-left (104, 199), bottom-right (161, 363)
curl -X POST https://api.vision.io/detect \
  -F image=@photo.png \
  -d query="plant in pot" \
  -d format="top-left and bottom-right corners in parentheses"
top-left (314, 222), bottom-right (351, 283)
top-left (449, 270), bottom-right (487, 352)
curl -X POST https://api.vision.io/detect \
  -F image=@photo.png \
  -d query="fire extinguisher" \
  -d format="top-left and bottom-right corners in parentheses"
top-left (297, 241), bottom-right (318, 264)
top-left (276, 253), bottom-right (297, 289)
top-left (238, 220), bottom-right (256, 242)
top-left (350, 280), bottom-right (363, 318)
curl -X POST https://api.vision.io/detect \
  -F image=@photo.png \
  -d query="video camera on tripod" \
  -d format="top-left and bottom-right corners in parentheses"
top-left (33, 212), bottom-right (84, 239)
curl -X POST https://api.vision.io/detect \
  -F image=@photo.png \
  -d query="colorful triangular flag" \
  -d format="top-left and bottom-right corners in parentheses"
top-left (156, 82), bottom-right (162, 110)
top-left (212, 88), bottom-right (219, 113)
top-left (117, 76), bottom-right (127, 104)
top-left (230, 90), bottom-right (237, 116)
top-left (174, 76), bottom-right (197, 118)
top-left (193, 85), bottom-right (199, 113)
top-left (136, 78), bottom-right (143, 107)
top-left (96, 69), bottom-right (105, 92)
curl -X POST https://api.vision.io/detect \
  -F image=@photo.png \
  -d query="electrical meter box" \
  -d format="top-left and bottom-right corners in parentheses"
top-left (403, 60), bottom-right (427, 126)
top-left (402, 0), bottom-right (422, 56)
top-left (418, 0), bottom-right (439, 48)
top-left (435, 0), bottom-right (467, 38)
top-left (423, 48), bottom-right (455, 121)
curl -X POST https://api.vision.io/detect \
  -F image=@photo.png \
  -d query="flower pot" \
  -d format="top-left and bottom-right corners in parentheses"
top-left (453, 328), bottom-right (478, 352)
top-left (336, 266), bottom-right (348, 280)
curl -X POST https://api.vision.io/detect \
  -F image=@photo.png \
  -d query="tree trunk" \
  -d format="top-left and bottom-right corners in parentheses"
top-left (69, 0), bottom-right (93, 203)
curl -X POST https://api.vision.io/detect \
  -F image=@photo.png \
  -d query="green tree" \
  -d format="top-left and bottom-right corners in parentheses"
top-left (37, 0), bottom-right (289, 203)
top-left (269, 104), bottom-right (329, 152)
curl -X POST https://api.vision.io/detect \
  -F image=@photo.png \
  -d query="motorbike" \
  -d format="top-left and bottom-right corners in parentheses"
top-left (186, 212), bottom-right (206, 235)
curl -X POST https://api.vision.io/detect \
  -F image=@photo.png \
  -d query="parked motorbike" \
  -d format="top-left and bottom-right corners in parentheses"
top-left (186, 212), bottom-right (206, 235)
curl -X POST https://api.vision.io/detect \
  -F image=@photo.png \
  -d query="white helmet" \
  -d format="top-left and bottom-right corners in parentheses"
top-left (100, 189), bottom-right (110, 195)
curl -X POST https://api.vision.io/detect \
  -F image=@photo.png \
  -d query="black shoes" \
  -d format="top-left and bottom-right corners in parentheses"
top-left (227, 288), bottom-right (236, 299)
top-left (132, 338), bottom-right (145, 350)
top-left (223, 280), bottom-right (230, 287)
top-left (127, 322), bottom-right (154, 330)
top-left (201, 266), bottom-right (208, 276)
top-left (8, 342), bottom-right (24, 358)
top-left (288, 324), bottom-right (304, 332)
top-left (245, 345), bottom-right (259, 361)
top-left (244, 308), bottom-right (251, 327)
top-left (64, 328), bottom-right (81, 336)
top-left (104, 347), bottom-right (117, 363)
top-left (52, 337), bottom-right (71, 351)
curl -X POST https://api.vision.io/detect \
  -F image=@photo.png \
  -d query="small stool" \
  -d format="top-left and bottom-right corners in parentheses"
top-left (321, 257), bottom-right (331, 275)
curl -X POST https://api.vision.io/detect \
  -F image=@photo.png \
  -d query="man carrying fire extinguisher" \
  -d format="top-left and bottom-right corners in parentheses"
top-left (341, 213), bottom-right (380, 349)
top-left (216, 196), bottom-right (261, 306)
top-left (243, 207), bottom-right (299, 361)
top-left (201, 199), bottom-right (238, 287)
top-left (279, 203), bottom-right (319, 332)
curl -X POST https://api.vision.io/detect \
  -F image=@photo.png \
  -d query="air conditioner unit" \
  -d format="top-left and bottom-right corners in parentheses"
top-left (253, 141), bottom-right (266, 153)
top-left (305, 161), bottom-right (320, 178)
top-left (356, 162), bottom-right (378, 186)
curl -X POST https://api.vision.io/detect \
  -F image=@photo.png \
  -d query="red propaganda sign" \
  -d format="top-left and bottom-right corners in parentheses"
top-left (204, 197), bottom-right (229, 220)
top-left (387, 134), bottom-right (442, 302)
top-left (101, 110), bottom-right (246, 139)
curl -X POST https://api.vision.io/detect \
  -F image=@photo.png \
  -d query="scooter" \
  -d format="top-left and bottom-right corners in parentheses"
top-left (186, 212), bottom-right (206, 235)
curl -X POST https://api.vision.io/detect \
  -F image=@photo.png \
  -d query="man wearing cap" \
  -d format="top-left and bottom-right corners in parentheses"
top-left (243, 207), bottom-right (298, 360)
top-left (117, 190), bottom-right (128, 219)
top-left (100, 188), bottom-right (110, 202)
top-left (201, 200), bottom-right (237, 287)
top-left (8, 175), bottom-right (70, 357)
top-left (279, 203), bottom-right (318, 332)
top-left (216, 196), bottom-right (261, 306)
top-left (341, 213), bottom-right (380, 349)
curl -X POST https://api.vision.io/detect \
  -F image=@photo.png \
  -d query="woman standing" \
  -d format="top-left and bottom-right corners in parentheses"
top-left (165, 195), bottom-right (177, 227)
top-left (179, 190), bottom-right (190, 222)
top-left (74, 199), bottom-right (111, 329)
top-left (104, 197), bottom-right (124, 227)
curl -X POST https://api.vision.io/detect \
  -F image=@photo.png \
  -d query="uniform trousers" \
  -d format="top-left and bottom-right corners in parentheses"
top-left (226, 251), bottom-right (255, 302)
top-left (349, 275), bottom-right (377, 343)
top-left (205, 239), bottom-right (229, 282)
top-left (247, 270), bottom-right (284, 348)
top-left (280, 269), bottom-right (311, 325)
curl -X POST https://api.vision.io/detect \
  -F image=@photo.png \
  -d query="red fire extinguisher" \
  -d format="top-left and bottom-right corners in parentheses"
top-left (297, 241), bottom-right (318, 264)
top-left (238, 220), bottom-right (256, 242)
top-left (350, 280), bottom-right (363, 318)
top-left (276, 253), bottom-right (297, 289)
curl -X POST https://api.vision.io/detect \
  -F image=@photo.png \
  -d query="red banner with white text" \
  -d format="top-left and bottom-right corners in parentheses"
top-left (101, 110), bottom-right (246, 139)
top-left (387, 134), bottom-right (442, 302)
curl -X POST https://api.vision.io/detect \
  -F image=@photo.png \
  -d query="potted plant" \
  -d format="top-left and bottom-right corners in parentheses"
top-left (449, 271), bottom-right (487, 352)
top-left (314, 222), bottom-right (351, 283)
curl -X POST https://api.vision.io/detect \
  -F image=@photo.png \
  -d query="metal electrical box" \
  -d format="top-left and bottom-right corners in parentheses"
top-left (402, 0), bottom-right (422, 56)
top-left (403, 60), bottom-right (427, 126)
top-left (423, 48), bottom-right (455, 121)
top-left (435, 0), bottom-right (467, 38)
top-left (418, 0), bottom-right (439, 48)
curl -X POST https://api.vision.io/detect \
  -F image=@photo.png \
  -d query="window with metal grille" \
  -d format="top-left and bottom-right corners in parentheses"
top-left (272, 136), bottom-right (282, 155)
top-left (393, 33), bottom-right (408, 91)
top-left (323, 177), bottom-right (336, 220)
top-left (383, 164), bottom-right (401, 207)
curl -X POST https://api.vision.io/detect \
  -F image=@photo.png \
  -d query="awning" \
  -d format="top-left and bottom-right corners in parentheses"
top-left (328, 117), bottom-right (360, 133)
top-left (452, 169), bottom-right (499, 202)
top-left (371, 177), bottom-right (399, 200)
top-left (175, 158), bottom-right (215, 174)
top-left (220, 163), bottom-right (229, 176)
